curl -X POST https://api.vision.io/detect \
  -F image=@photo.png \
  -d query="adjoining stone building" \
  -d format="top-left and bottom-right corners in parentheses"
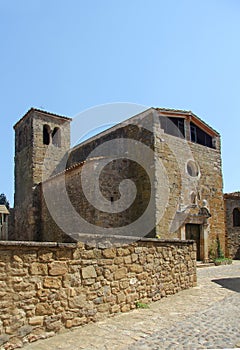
top-left (224, 192), bottom-right (240, 259)
top-left (0, 205), bottom-right (9, 240)
top-left (12, 107), bottom-right (225, 262)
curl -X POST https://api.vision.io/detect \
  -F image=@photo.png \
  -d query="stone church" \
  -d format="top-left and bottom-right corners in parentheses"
top-left (11, 107), bottom-right (225, 262)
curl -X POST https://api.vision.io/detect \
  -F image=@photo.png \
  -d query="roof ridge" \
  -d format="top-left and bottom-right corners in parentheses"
top-left (14, 108), bottom-right (72, 129)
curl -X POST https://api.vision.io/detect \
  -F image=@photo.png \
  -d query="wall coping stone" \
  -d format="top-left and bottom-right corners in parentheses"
top-left (0, 236), bottom-right (195, 249)
top-left (0, 241), bottom-right (76, 248)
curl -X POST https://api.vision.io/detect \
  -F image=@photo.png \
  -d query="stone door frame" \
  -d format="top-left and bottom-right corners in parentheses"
top-left (180, 214), bottom-right (210, 262)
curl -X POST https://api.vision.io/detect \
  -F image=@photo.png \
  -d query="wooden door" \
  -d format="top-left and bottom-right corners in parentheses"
top-left (186, 224), bottom-right (201, 261)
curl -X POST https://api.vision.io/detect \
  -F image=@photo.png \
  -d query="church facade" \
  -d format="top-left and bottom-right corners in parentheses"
top-left (12, 107), bottom-right (225, 262)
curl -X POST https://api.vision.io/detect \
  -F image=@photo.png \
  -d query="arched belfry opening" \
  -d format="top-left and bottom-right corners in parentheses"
top-left (233, 208), bottom-right (240, 227)
top-left (43, 124), bottom-right (51, 145)
top-left (52, 127), bottom-right (61, 147)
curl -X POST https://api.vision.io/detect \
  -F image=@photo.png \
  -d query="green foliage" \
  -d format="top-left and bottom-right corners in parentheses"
top-left (135, 301), bottom-right (149, 309)
top-left (209, 241), bottom-right (217, 261)
top-left (216, 235), bottom-right (224, 259)
top-left (210, 236), bottom-right (232, 265)
top-left (209, 236), bottom-right (225, 261)
top-left (0, 193), bottom-right (9, 209)
top-left (214, 257), bottom-right (232, 265)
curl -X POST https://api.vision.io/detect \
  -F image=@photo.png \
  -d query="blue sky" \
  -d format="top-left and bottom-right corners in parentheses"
top-left (0, 0), bottom-right (239, 206)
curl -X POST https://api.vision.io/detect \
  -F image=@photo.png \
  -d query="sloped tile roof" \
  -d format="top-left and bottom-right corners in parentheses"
top-left (0, 205), bottom-right (10, 214)
top-left (14, 108), bottom-right (72, 129)
top-left (224, 192), bottom-right (240, 199)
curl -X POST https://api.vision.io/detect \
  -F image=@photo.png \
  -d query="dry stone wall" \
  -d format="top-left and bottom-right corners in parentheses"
top-left (0, 238), bottom-right (196, 349)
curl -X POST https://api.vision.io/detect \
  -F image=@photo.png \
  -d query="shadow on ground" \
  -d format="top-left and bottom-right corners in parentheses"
top-left (212, 278), bottom-right (240, 293)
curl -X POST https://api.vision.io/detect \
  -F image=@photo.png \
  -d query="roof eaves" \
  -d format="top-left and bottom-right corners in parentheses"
top-left (14, 108), bottom-right (72, 130)
top-left (189, 111), bottom-right (219, 136)
top-left (0, 205), bottom-right (10, 214)
top-left (43, 156), bottom-right (108, 184)
top-left (156, 107), bottom-right (219, 136)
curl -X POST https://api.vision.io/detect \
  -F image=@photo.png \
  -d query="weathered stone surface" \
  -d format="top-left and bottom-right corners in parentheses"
top-left (114, 267), bottom-right (127, 280)
top-left (29, 317), bottom-right (44, 326)
top-left (30, 263), bottom-right (48, 275)
top-left (49, 262), bottom-right (68, 276)
top-left (65, 317), bottom-right (86, 328)
top-left (0, 240), bottom-right (196, 349)
top-left (0, 335), bottom-right (9, 346)
top-left (102, 248), bottom-right (116, 259)
top-left (43, 277), bottom-right (62, 289)
top-left (129, 264), bottom-right (143, 273)
top-left (35, 303), bottom-right (53, 316)
top-left (68, 295), bottom-right (87, 308)
top-left (81, 266), bottom-right (97, 279)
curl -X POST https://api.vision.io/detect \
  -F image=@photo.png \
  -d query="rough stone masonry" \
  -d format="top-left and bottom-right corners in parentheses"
top-left (0, 238), bottom-right (196, 349)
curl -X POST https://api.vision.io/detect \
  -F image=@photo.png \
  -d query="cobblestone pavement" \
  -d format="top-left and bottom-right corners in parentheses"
top-left (23, 261), bottom-right (240, 350)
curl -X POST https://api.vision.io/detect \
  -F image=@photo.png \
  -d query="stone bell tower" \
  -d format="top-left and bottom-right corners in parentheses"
top-left (13, 108), bottom-right (72, 241)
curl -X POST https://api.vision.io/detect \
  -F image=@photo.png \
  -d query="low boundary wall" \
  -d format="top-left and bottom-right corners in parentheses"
top-left (0, 237), bottom-right (196, 349)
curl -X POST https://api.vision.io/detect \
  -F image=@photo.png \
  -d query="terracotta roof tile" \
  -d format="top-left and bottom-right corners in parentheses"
top-left (0, 205), bottom-right (10, 214)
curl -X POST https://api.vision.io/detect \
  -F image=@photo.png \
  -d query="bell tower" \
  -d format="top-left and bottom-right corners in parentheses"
top-left (13, 108), bottom-right (71, 240)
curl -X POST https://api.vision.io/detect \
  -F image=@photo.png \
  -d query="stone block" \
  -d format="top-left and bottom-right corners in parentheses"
top-left (121, 304), bottom-right (131, 312)
top-left (117, 293), bottom-right (126, 303)
top-left (68, 295), bottom-right (87, 308)
top-left (119, 280), bottom-right (130, 289)
top-left (117, 248), bottom-right (130, 256)
top-left (97, 304), bottom-right (109, 313)
top-left (49, 262), bottom-right (68, 276)
top-left (131, 253), bottom-right (138, 262)
top-left (38, 251), bottom-right (53, 262)
top-left (29, 316), bottom-right (44, 326)
top-left (30, 262), bottom-right (48, 275)
top-left (124, 255), bottom-right (132, 264)
top-left (45, 320), bottom-right (62, 332)
top-left (114, 256), bottom-right (124, 265)
top-left (81, 266), bottom-right (97, 279)
top-left (129, 264), bottom-right (143, 273)
top-left (43, 277), bottom-right (62, 289)
top-left (110, 305), bottom-right (120, 313)
top-left (114, 267), bottom-right (127, 280)
top-left (0, 335), bottom-right (9, 346)
top-left (35, 303), bottom-right (53, 316)
top-left (102, 248), bottom-right (116, 258)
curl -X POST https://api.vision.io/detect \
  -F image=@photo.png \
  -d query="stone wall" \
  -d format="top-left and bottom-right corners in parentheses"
top-left (224, 193), bottom-right (240, 259)
top-left (41, 155), bottom-right (155, 242)
top-left (0, 238), bottom-right (196, 349)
